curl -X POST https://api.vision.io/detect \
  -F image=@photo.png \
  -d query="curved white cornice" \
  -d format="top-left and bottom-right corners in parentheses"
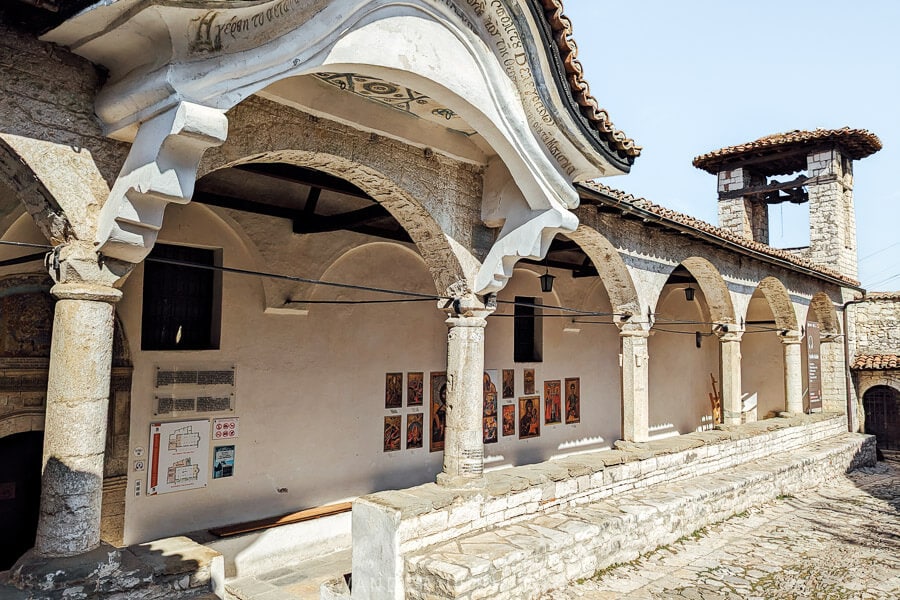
top-left (45, 0), bottom-right (609, 292)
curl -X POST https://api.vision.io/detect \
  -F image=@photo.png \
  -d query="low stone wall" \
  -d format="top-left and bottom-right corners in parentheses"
top-left (405, 432), bottom-right (874, 599)
top-left (351, 413), bottom-right (854, 599)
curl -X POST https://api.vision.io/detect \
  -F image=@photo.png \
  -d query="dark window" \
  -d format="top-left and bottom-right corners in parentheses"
top-left (514, 296), bottom-right (542, 362)
top-left (141, 244), bottom-right (221, 350)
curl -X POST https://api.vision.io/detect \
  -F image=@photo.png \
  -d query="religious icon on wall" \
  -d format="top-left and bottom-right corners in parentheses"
top-left (385, 372), bottom-right (403, 408)
top-left (383, 415), bottom-right (401, 452)
top-left (483, 370), bottom-right (499, 443)
top-left (518, 396), bottom-right (541, 439)
top-left (483, 414), bottom-right (498, 444)
top-left (406, 413), bottom-right (424, 449)
top-left (502, 369), bottom-right (515, 399)
top-left (430, 372), bottom-right (448, 452)
top-left (565, 377), bottom-right (581, 424)
top-left (407, 372), bottom-right (424, 407)
top-left (544, 380), bottom-right (561, 424)
top-left (523, 368), bottom-right (535, 395)
top-left (502, 404), bottom-right (516, 436)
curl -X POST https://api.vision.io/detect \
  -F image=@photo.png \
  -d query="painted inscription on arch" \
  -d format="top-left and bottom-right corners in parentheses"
top-left (190, 0), bottom-right (329, 53)
top-left (439, 0), bottom-right (578, 177)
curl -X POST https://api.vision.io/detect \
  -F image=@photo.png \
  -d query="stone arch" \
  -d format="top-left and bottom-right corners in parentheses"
top-left (308, 241), bottom-right (437, 305)
top-left (566, 225), bottom-right (641, 320)
top-left (199, 148), bottom-right (476, 299)
top-left (674, 257), bottom-right (737, 325)
top-left (753, 277), bottom-right (800, 332)
top-left (807, 292), bottom-right (841, 335)
top-left (0, 136), bottom-right (72, 245)
top-left (858, 375), bottom-right (900, 401)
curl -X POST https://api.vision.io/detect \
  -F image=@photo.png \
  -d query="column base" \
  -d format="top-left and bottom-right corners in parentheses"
top-left (435, 472), bottom-right (486, 489)
top-left (4, 537), bottom-right (223, 599)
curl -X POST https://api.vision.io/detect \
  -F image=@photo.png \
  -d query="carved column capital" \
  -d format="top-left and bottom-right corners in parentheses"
top-left (780, 330), bottom-right (804, 345)
top-left (47, 241), bottom-right (132, 298)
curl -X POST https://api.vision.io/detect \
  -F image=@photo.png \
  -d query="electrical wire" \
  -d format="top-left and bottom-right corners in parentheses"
top-left (0, 240), bottom-right (54, 250)
top-left (144, 256), bottom-right (448, 301)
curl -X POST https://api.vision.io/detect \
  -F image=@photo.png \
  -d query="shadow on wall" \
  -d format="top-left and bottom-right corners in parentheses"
top-left (649, 422), bottom-right (679, 440)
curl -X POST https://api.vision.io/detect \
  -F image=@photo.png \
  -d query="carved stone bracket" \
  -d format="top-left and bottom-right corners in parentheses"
top-left (96, 102), bottom-right (228, 263)
top-left (475, 206), bottom-right (578, 295)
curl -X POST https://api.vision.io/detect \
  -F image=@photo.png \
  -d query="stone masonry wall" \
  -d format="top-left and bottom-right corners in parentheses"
top-left (807, 149), bottom-right (857, 280)
top-left (850, 295), bottom-right (900, 356)
top-left (717, 167), bottom-right (768, 243)
top-left (352, 414), bottom-right (850, 598)
top-left (0, 20), bottom-right (128, 185)
top-left (404, 432), bottom-right (873, 600)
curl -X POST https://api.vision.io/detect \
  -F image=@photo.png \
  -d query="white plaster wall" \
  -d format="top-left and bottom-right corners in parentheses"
top-left (118, 203), bottom-right (451, 544)
top-left (117, 205), bottom-right (626, 544)
top-left (0, 213), bottom-right (52, 275)
top-left (742, 295), bottom-right (786, 418)
top-left (648, 286), bottom-right (718, 437)
top-left (484, 267), bottom-right (622, 467)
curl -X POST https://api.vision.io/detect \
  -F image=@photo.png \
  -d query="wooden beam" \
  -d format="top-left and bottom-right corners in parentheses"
top-left (209, 501), bottom-right (353, 538)
top-left (304, 187), bottom-right (321, 214)
top-left (293, 204), bottom-right (389, 233)
top-left (235, 163), bottom-right (372, 201)
top-left (195, 190), bottom-right (302, 221)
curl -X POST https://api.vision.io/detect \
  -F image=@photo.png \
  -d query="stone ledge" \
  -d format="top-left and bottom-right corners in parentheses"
top-left (362, 413), bottom-right (845, 550)
top-left (405, 433), bottom-right (875, 599)
top-left (2, 536), bottom-right (223, 600)
top-left (352, 414), bottom-right (849, 598)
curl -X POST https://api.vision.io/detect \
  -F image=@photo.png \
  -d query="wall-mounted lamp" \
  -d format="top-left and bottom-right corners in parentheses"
top-left (684, 286), bottom-right (696, 302)
top-left (540, 268), bottom-right (555, 293)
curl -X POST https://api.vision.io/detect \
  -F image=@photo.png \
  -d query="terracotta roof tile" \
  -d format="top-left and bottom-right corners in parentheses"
top-left (864, 292), bottom-right (900, 301)
top-left (540, 0), bottom-right (641, 159)
top-left (852, 354), bottom-right (900, 371)
top-left (693, 127), bottom-right (882, 174)
top-left (577, 180), bottom-right (858, 286)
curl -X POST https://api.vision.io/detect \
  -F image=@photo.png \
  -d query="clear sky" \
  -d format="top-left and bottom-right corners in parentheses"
top-left (563, 1), bottom-right (899, 291)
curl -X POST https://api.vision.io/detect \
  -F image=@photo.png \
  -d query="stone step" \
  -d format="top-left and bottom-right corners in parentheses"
top-left (405, 432), bottom-right (875, 600)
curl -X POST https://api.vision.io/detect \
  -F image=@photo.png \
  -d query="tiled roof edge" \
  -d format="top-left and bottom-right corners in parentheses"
top-left (851, 354), bottom-right (900, 371)
top-left (693, 127), bottom-right (882, 174)
top-left (539, 0), bottom-right (641, 159)
top-left (577, 180), bottom-right (860, 287)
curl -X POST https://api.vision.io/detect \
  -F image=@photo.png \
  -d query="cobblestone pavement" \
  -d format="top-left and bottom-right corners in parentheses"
top-left (542, 460), bottom-right (900, 600)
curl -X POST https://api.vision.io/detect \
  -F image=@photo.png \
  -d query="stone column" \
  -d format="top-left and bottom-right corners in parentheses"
top-left (717, 330), bottom-right (744, 425)
top-left (436, 302), bottom-right (492, 487)
top-left (620, 327), bottom-right (650, 442)
top-left (819, 336), bottom-right (847, 414)
top-left (782, 332), bottom-right (804, 415)
top-left (34, 244), bottom-right (129, 557)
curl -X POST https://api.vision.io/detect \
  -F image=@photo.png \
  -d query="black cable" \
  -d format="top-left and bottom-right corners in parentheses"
top-left (0, 240), bottom-right (53, 250)
top-left (285, 298), bottom-right (437, 305)
top-left (0, 251), bottom-right (46, 268)
top-left (145, 256), bottom-right (448, 301)
top-left (497, 298), bottom-right (625, 318)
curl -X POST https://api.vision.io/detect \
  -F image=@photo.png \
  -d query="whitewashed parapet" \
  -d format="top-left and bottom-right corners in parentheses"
top-left (96, 102), bottom-right (228, 264)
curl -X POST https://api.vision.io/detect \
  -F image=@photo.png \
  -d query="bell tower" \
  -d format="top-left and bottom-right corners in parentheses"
top-left (693, 128), bottom-right (881, 280)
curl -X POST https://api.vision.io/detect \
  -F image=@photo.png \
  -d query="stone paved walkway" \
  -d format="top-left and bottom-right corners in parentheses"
top-left (541, 459), bottom-right (900, 600)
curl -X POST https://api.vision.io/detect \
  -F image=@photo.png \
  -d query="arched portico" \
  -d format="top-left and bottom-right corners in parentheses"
top-left (648, 258), bottom-right (739, 435)
top-left (199, 141), bottom-right (477, 298)
top-left (564, 225), bottom-right (648, 441)
top-left (805, 292), bottom-right (845, 415)
top-left (742, 277), bottom-right (797, 419)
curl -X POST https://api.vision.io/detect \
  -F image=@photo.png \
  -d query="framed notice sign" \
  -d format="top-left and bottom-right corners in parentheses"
top-left (148, 420), bottom-right (210, 495)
